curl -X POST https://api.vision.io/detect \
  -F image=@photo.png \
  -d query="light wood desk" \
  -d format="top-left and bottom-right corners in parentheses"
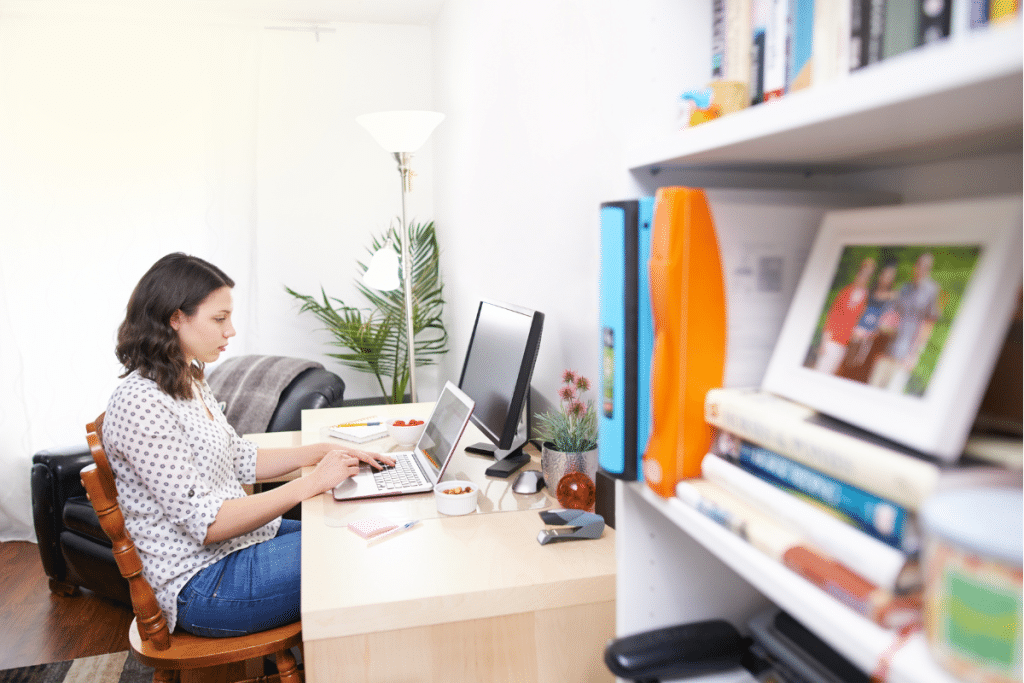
top-left (282, 402), bottom-right (615, 683)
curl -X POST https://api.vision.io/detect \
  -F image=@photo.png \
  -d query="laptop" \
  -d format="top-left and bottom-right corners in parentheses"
top-left (332, 381), bottom-right (475, 501)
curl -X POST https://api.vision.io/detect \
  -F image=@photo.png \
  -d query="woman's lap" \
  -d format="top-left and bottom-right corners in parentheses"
top-left (177, 519), bottom-right (301, 637)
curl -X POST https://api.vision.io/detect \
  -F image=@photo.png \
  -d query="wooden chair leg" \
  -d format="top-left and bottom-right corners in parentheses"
top-left (152, 668), bottom-right (177, 683)
top-left (276, 647), bottom-right (300, 683)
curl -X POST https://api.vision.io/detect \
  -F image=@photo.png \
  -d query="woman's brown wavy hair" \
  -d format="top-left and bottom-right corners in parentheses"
top-left (116, 253), bottom-right (234, 400)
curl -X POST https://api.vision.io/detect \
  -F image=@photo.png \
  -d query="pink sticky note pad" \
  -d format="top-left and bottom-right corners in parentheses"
top-left (347, 516), bottom-right (398, 539)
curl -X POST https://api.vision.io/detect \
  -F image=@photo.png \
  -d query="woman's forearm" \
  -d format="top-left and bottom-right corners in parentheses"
top-left (204, 477), bottom-right (317, 544)
top-left (254, 444), bottom-right (323, 481)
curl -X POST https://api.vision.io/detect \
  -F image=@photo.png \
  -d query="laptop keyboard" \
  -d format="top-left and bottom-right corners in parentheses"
top-left (372, 453), bottom-right (427, 491)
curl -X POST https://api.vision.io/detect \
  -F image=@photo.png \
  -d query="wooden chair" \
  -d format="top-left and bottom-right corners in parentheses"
top-left (81, 413), bottom-right (303, 683)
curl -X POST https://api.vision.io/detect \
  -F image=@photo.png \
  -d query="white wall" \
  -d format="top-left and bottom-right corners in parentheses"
top-left (251, 22), bottom-right (437, 400)
top-left (431, 0), bottom-right (708, 415)
top-left (0, 6), bottom-right (435, 541)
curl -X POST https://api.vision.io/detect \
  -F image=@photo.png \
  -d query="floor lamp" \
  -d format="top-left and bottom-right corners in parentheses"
top-left (357, 110), bottom-right (444, 403)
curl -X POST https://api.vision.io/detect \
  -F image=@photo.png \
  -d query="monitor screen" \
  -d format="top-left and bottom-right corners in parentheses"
top-left (457, 300), bottom-right (544, 476)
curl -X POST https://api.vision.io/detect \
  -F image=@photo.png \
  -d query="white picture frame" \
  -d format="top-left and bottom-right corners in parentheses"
top-left (762, 195), bottom-right (1022, 462)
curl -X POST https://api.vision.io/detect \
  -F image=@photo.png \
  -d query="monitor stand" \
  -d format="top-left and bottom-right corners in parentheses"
top-left (466, 406), bottom-right (532, 478)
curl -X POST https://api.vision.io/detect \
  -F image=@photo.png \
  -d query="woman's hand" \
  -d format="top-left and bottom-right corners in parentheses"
top-left (309, 443), bottom-right (395, 470)
top-left (304, 447), bottom-right (397, 495)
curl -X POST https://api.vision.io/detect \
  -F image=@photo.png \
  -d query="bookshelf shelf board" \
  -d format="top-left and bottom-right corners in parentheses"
top-left (627, 21), bottom-right (1023, 174)
top-left (628, 482), bottom-right (960, 683)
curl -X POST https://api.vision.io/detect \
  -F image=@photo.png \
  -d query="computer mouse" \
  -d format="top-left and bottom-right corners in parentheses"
top-left (512, 470), bottom-right (545, 494)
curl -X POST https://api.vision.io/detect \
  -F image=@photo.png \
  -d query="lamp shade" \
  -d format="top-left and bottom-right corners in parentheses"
top-left (362, 247), bottom-right (401, 291)
top-left (356, 110), bottom-right (445, 153)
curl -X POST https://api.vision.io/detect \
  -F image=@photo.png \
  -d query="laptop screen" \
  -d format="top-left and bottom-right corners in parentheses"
top-left (417, 383), bottom-right (474, 479)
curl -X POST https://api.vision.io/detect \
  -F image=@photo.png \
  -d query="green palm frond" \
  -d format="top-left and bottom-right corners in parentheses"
top-left (286, 221), bottom-right (448, 403)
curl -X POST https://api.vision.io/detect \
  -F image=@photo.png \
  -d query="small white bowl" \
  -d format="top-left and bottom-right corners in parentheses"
top-left (386, 418), bottom-right (426, 446)
top-left (434, 480), bottom-right (478, 516)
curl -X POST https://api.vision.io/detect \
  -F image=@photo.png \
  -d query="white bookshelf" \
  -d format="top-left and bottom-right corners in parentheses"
top-left (615, 17), bottom-right (1022, 683)
top-left (627, 21), bottom-right (1022, 173)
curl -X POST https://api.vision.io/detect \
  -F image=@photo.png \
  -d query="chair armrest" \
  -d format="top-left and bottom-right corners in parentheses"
top-left (31, 443), bottom-right (94, 581)
top-left (266, 368), bottom-right (346, 432)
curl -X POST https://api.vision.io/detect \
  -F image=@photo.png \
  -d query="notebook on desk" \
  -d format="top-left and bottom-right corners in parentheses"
top-left (332, 381), bottom-right (475, 501)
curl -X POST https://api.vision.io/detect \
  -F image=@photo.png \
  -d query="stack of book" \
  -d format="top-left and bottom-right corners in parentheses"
top-left (671, 386), bottom-right (1021, 630)
top-left (711, 0), bottom-right (1021, 109)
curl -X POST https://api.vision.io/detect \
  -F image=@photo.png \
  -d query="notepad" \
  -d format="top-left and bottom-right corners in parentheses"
top-left (328, 416), bottom-right (387, 443)
top-left (346, 516), bottom-right (398, 539)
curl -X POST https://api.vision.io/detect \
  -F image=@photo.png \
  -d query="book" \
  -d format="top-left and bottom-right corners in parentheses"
top-left (704, 387), bottom-right (1022, 511)
top-left (964, 432), bottom-right (1024, 470)
top-left (712, 0), bottom-right (727, 78)
top-left (811, 0), bottom-right (852, 85)
top-left (674, 479), bottom-right (922, 628)
top-left (787, 0), bottom-right (816, 91)
top-left (702, 453), bottom-right (919, 593)
top-left (919, 0), bottom-right (953, 44)
top-left (710, 428), bottom-right (919, 553)
top-left (725, 0), bottom-right (754, 85)
top-left (763, 0), bottom-right (790, 101)
top-left (328, 416), bottom-right (388, 443)
top-left (882, 0), bottom-right (922, 59)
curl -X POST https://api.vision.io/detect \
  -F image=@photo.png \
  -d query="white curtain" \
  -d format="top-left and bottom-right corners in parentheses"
top-left (0, 11), bottom-right (260, 541)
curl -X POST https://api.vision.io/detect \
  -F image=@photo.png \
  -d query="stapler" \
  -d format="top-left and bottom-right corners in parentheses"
top-left (537, 509), bottom-right (605, 545)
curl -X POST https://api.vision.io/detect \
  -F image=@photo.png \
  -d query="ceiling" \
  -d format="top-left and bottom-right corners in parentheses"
top-left (1, 0), bottom-right (447, 25)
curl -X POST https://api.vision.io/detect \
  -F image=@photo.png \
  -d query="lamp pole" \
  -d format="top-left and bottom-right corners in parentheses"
top-left (396, 151), bottom-right (418, 403)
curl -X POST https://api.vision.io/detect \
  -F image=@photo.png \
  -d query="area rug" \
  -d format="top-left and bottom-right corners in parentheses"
top-left (0, 652), bottom-right (154, 683)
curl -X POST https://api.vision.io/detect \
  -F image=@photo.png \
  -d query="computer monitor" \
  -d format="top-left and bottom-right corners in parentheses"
top-left (457, 299), bottom-right (544, 477)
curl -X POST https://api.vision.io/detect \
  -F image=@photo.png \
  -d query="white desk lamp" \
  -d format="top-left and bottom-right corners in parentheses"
top-left (357, 110), bottom-right (444, 403)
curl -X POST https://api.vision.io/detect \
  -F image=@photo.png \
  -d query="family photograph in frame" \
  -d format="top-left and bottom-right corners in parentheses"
top-left (804, 244), bottom-right (981, 398)
top-left (762, 196), bottom-right (1022, 462)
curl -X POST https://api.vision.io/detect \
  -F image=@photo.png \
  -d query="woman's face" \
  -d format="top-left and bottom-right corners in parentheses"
top-left (170, 286), bottom-right (235, 364)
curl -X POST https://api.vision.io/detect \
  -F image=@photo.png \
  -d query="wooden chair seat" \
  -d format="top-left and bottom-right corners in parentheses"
top-left (127, 618), bottom-right (303, 674)
top-left (82, 413), bottom-right (303, 683)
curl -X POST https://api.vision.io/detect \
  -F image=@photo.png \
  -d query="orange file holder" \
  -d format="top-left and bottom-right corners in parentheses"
top-left (644, 188), bottom-right (726, 496)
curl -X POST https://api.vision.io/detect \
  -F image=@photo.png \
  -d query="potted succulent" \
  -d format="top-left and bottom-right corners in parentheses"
top-left (285, 221), bottom-right (448, 404)
top-left (535, 370), bottom-right (599, 511)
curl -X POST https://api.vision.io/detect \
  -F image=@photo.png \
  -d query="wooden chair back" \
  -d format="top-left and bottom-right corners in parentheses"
top-left (82, 413), bottom-right (303, 683)
top-left (83, 413), bottom-right (171, 650)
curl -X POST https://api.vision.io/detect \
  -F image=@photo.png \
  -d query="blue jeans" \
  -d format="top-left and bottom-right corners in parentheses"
top-left (176, 519), bottom-right (301, 637)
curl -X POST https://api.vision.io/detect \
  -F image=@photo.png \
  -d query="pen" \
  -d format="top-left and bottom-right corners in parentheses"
top-left (334, 421), bottom-right (382, 427)
top-left (369, 519), bottom-right (420, 543)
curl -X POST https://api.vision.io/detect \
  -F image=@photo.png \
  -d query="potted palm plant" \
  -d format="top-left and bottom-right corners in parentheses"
top-left (285, 220), bottom-right (448, 404)
top-left (535, 370), bottom-right (599, 511)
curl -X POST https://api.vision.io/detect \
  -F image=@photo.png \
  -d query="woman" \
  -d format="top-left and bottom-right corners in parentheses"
top-left (102, 252), bottom-right (394, 638)
top-left (812, 256), bottom-right (875, 375)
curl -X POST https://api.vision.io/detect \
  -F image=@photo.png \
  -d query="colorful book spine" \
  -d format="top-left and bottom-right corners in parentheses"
top-left (710, 428), bottom-right (919, 553)
top-left (713, 0), bottom-right (727, 78)
top-left (787, 0), bottom-right (815, 91)
top-left (781, 546), bottom-right (922, 629)
top-left (705, 387), bottom-right (941, 510)
top-left (919, 0), bottom-right (953, 43)
top-left (704, 387), bottom-right (1021, 512)
top-left (763, 0), bottom-right (789, 101)
top-left (674, 479), bottom-right (922, 629)
top-left (990, 0), bottom-right (1020, 21)
top-left (702, 453), bottom-right (919, 593)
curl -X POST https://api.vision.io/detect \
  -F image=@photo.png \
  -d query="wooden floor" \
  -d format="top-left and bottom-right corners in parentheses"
top-left (0, 541), bottom-right (133, 669)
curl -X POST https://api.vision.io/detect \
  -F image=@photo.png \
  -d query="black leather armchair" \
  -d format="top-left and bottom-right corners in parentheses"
top-left (31, 365), bottom-right (345, 604)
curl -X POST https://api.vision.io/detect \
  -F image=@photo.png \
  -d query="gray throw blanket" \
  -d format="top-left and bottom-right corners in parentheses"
top-left (207, 355), bottom-right (322, 435)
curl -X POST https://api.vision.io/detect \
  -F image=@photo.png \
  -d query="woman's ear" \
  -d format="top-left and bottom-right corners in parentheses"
top-left (169, 310), bottom-right (183, 331)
